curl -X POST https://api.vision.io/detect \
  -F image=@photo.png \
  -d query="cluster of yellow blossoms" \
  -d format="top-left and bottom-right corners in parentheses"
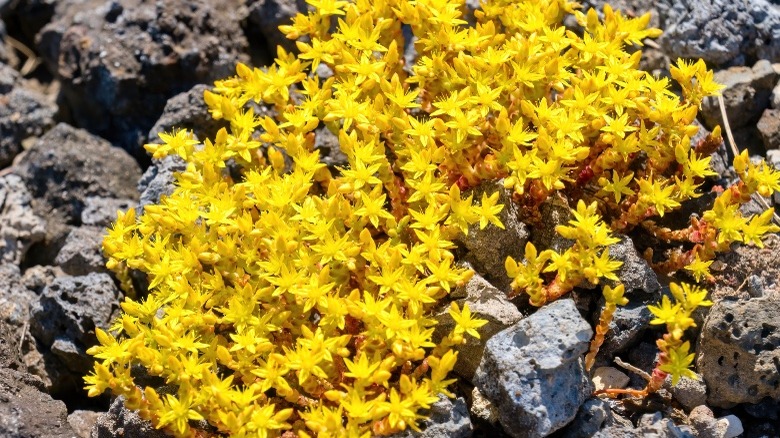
top-left (85, 0), bottom-right (780, 436)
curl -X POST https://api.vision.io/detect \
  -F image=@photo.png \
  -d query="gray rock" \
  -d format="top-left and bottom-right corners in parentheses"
top-left (36, 0), bottom-right (249, 159)
top-left (470, 386), bottom-right (499, 425)
top-left (636, 412), bottom-right (694, 438)
top-left (595, 295), bottom-right (654, 364)
top-left (0, 62), bottom-right (19, 94)
top-left (68, 410), bottom-right (101, 438)
top-left (660, 0), bottom-right (780, 67)
top-left (459, 180), bottom-right (529, 290)
top-left (757, 108), bottom-right (780, 150)
top-left (92, 396), bottom-right (168, 438)
top-left (701, 60), bottom-right (778, 130)
top-left (20, 264), bottom-right (63, 294)
top-left (434, 271), bottom-right (523, 380)
top-left (688, 405), bottom-right (719, 438)
top-left (591, 367), bottom-right (629, 392)
top-left (0, 87), bottom-right (57, 168)
top-left (50, 336), bottom-right (93, 373)
top-left (0, 174), bottom-right (46, 266)
top-left (314, 125), bottom-right (348, 168)
top-left (18, 123), bottom-right (141, 222)
top-left (772, 81), bottom-right (780, 109)
top-left (0, 264), bottom-right (36, 328)
top-left (473, 298), bottom-right (593, 438)
top-left (590, 411), bottom-right (693, 438)
top-left (54, 226), bottom-right (107, 275)
top-left (697, 295), bottom-right (780, 407)
top-left (717, 415), bottom-right (743, 438)
top-left (81, 196), bottom-right (135, 227)
top-left (388, 395), bottom-right (473, 438)
top-left (530, 196), bottom-right (572, 255)
top-left (609, 235), bottom-right (660, 294)
top-left (0, 367), bottom-right (77, 438)
top-left (137, 154), bottom-right (187, 210)
top-left (245, 0), bottom-right (307, 56)
top-left (560, 398), bottom-right (611, 438)
top-left (16, 123), bottom-right (140, 263)
top-left (29, 273), bottom-right (121, 372)
top-left (147, 84), bottom-right (228, 144)
top-left (579, 0), bottom-right (780, 66)
top-left (669, 375), bottom-right (707, 412)
top-left (0, 317), bottom-right (23, 369)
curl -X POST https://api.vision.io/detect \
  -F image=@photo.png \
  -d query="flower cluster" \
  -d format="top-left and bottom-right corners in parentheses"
top-left (85, 0), bottom-right (780, 435)
top-left (597, 282), bottom-right (713, 397)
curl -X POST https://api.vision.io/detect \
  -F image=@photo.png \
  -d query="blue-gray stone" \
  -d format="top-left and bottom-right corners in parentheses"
top-left (473, 298), bottom-right (593, 438)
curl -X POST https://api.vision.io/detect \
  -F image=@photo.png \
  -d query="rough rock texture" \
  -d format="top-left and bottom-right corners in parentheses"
top-left (697, 295), bottom-right (780, 407)
top-left (0, 367), bottom-right (77, 438)
top-left (473, 299), bottom-right (593, 438)
top-left (609, 235), bottom-right (660, 294)
top-left (701, 60), bottom-right (778, 130)
top-left (0, 63), bottom-right (19, 94)
top-left (0, 87), bottom-right (57, 168)
top-left (30, 272), bottom-right (120, 350)
top-left (772, 80), bottom-right (780, 109)
top-left (69, 410), bottom-right (102, 438)
top-left (711, 233), bottom-right (780, 300)
top-left (659, 0), bottom-right (780, 67)
top-left (30, 273), bottom-right (121, 376)
top-left (459, 180), bottom-right (529, 291)
top-left (92, 396), bottom-right (168, 438)
top-left (36, 0), bottom-right (249, 159)
top-left (434, 270), bottom-right (523, 380)
top-left (244, 0), bottom-right (307, 57)
top-left (81, 196), bottom-right (135, 227)
top-left (147, 83), bottom-right (228, 144)
top-left (137, 154), bottom-right (186, 210)
top-left (594, 289), bottom-right (656, 364)
top-left (469, 386), bottom-right (499, 425)
top-left (757, 108), bottom-right (780, 150)
top-left (0, 174), bottom-right (46, 266)
top-left (0, 317), bottom-right (23, 370)
top-left (669, 375), bottom-right (708, 412)
top-left (16, 123), bottom-right (140, 262)
top-left (560, 398), bottom-right (616, 438)
top-left (579, 0), bottom-right (780, 67)
top-left (0, 264), bottom-right (36, 329)
top-left (688, 405), bottom-right (720, 438)
top-left (54, 226), bottom-right (107, 275)
top-left (388, 395), bottom-right (473, 438)
top-left (21, 264), bottom-right (62, 294)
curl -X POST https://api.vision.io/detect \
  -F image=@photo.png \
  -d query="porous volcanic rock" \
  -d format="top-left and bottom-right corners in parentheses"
top-left (0, 367), bottom-right (77, 438)
top-left (0, 174), bottom-right (45, 266)
top-left (92, 396), bottom-right (168, 438)
top-left (0, 86), bottom-right (56, 168)
top-left (697, 295), bottom-right (780, 407)
top-left (473, 298), bottom-right (592, 438)
top-left (16, 123), bottom-right (140, 262)
top-left (36, 0), bottom-right (248, 159)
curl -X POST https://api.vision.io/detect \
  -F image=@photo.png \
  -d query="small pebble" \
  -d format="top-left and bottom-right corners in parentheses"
top-left (717, 415), bottom-right (744, 438)
top-left (592, 366), bottom-right (630, 391)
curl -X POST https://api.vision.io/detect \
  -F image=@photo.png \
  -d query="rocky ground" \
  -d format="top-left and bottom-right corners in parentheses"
top-left (0, 0), bottom-right (779, 437)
